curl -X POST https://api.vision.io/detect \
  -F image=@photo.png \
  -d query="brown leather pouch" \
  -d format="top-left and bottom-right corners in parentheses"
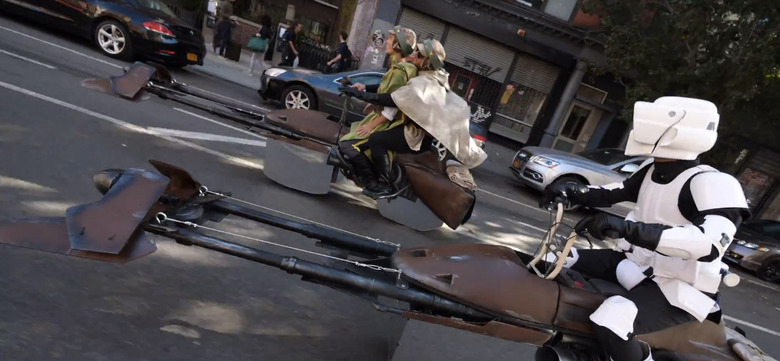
top-left (396, 152), bottom-right (476, 230)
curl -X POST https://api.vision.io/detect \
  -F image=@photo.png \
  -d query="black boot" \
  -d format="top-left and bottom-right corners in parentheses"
top-left (362, 153), bottom-right (394, 198)
top-left (348, 153), bottom-right (379, 188)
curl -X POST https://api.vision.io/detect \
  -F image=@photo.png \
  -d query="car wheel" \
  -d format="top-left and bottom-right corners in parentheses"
top-left (548, 176), bottom-right (586, 211)
top-left (282, 85), bottom-right (317, 110)
top-left (94, 20), bottom-right (134, 61)
top-left (757, 257), bottom-right (780, 283)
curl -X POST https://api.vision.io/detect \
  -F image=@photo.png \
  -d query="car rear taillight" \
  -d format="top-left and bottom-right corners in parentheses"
top-left (472, 134), bottom-right (486, 148)
top-left (143, 21), bottom-right (175, 36)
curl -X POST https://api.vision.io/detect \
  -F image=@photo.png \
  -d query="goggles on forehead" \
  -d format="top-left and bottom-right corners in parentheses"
top-left (391, 26), bottom-right (414, 57)
top-left (418, 39), bottom-right (444, 70)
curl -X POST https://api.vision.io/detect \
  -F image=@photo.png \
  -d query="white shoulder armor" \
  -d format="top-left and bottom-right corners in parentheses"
top-left (690, 170), bottom-right (749, 211)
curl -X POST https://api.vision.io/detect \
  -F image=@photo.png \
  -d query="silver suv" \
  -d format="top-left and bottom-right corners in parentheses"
top-left (510, 147), bottom-right (648, 215)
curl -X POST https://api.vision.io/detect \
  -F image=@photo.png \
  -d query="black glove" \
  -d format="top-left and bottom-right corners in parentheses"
top-left (574, 213), bottom-right (669, 250)
top-left (338, 85), bottom-right (359, 97)
top-left (338, 86), bottom-right (380, 103)
top-left (539, 183), bottom-right (589, 209)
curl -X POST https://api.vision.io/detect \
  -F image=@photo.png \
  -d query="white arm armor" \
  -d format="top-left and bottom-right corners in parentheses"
top-left (655, 172), bottom-right (749, 260)
top-left (655, 215), bottom-right (736, 259)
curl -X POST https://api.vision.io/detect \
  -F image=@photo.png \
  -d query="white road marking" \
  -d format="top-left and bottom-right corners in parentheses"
top-left (0, 80), bottom-right (264, 170)
top-left (743, 277), bottom-right (780, 291)
top-left (0, 48), bottom-right (56, 69)
top-left (147, 127), bottom-right (266, 147)
top-left (0, 175), bottom-right (57, 192)
top-left (160, 325), bottom-right (201, 339)
top-left (477, 188), bottom-right (539, 211)
top-left (0, 24), bottom-right (123, 69)
top-left (158, 134), bottom-right (263, 170)
top-left (503, 219), bottom-right (547, 234)
top-left (723, 315), bottom-right (780, 338)
top-left (173, 107), bottom-right (267, 140)
top-left (183, 86), bottom-right (269, 111)
top-left (476, 188), bottom-right (578, 223)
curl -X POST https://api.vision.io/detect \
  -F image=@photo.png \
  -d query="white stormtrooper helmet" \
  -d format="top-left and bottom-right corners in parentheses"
top-left (624, 96), bottom-right (720, 160)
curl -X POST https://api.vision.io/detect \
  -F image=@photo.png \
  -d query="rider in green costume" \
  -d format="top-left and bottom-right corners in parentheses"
top-left (337, 26), bottom-right (418, 189)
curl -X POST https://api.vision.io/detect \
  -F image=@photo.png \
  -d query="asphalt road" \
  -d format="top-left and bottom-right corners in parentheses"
top-left (0, 10), bottom-right (778, 361)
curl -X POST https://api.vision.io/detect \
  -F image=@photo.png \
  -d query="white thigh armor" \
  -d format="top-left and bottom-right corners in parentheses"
top-left (616, 259), bottom-right (650, 291)
top-left (590, 296), bottom-right (639, 341)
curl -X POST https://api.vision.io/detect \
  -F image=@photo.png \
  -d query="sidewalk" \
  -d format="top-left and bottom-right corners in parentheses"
top-left (189, 25), bottom-right (279, 90)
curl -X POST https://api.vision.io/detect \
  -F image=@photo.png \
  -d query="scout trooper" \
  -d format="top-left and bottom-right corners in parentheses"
top-left (539, 96), bottom-right (750, 361)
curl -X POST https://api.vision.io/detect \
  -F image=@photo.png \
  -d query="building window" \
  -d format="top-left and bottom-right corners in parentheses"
top-left (503, 0), bottom-right (586, 24)
top-left (490, 83), bottom-right (549, 143)
top-left (560, 104), bottom-right (591, 139)
top-left (577, 84), bottom-right (608, 103)
top-left (505, 0), bottom-right (543, 11)
top-left (543, 0), bottom-right (579, 21)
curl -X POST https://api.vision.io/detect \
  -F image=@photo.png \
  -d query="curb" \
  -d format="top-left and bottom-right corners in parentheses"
top-left (188, 65), bottom-right (259, 90)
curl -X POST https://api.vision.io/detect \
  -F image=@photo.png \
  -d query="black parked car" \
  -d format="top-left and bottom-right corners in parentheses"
top-left (724, 219), bottom-right (780, 283)
top-left (0, 0), bottom-right (206, 67)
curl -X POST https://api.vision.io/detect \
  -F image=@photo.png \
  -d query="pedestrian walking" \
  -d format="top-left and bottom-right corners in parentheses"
top-left (214, 15), bottom-right (236, 57)
top-left (326, 31), bottom-right (352, 73)
top-left (245, 15), bottom-right (273, 75)
top-left (279, 22), bottom-right (303, 67)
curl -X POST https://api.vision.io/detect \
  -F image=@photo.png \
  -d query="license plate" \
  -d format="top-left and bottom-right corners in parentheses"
top-left (187, 53), bottom-right (198, 61)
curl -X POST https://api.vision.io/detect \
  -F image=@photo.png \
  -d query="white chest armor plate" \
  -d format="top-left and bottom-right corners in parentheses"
top-left (632, 165), bottom-right (706, 226)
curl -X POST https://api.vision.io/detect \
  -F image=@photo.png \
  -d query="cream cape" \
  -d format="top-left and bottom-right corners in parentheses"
top-left (390, 69), bottom-right (488, 168)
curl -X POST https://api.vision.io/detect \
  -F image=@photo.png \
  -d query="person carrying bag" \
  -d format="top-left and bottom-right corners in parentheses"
top-left (246, 15), bottom-right (273, 75)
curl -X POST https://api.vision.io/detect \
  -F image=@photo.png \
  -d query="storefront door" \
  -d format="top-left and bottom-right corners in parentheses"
top-left (450, 70), bottom-right (479, 100)
top-left (552, 101), bottom-right (603, 153)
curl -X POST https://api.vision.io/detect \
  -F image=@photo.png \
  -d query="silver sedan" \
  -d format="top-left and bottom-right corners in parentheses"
top-left (509, 147), bottom-right (649, 215)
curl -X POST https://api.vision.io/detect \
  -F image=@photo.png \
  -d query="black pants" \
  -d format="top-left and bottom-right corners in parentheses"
top-left (279, 48), bottom-right (296, 66)
top-left (217, 38), bottom-right (229, 56)
top-left (366, 124), bottom-right (432, 158)
top-left (338, 138), bottom-right (367, 160)
top-left (339, 126), bottom-right (433, 160)
top-left (571, 249), bottom-right (696, 361)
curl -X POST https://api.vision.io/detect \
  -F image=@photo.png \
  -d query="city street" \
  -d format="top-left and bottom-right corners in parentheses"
top-left (0, 12), bottom-right (778, 361)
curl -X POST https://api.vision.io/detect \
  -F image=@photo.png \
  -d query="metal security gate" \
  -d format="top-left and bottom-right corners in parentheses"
top-left (397, 7), bottom-right (447, 42)
top-left (510, 53), bottom-right (561, 94)
top-left (492, 53), bottom-right (561, 143)
top-left (442, 27), bottom-right (515, 84)
top-left (737, 148), bottom-right (780, 216)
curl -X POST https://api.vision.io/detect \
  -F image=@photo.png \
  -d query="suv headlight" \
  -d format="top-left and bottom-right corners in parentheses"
top-left (531, 156), bottom-right (560, 168)
top-left (736, 240), bottom-right (763, 250)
